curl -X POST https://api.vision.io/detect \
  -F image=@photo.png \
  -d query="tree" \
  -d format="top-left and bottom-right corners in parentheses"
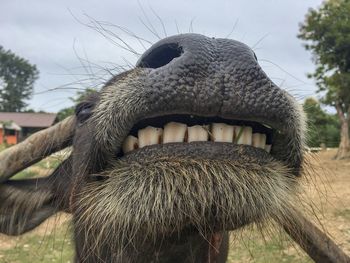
top-left (303, 98), bottom-right (340, 147)
top-left (298, 0), bottom-right (350, 159)
top-left (57, 88), bottom-right (96, 121)
top-left (0, 46), bottom-right (39, 112)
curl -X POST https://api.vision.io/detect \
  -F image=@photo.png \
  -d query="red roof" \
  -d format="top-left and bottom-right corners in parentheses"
top-left (0, 112), bottom-right (57, 128)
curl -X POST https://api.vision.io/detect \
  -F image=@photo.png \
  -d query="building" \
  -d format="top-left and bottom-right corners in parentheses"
top-left (0, 112), bottom-right (57, 145)
top-left (0, 122), bottom-right (21, 144)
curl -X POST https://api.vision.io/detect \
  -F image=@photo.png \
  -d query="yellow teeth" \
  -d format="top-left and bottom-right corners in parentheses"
top-left (163, 122), bottom-right (187, 143)
top-left (187, 125), bottom-right (209, 142)
top-left (122, 122), bottom-right (272, 154)
top-left (252, 133), bottom-right (267, 149)
top-left (236, 126), bottom-right (252, 145)
top-left (122, 135), bottom-right (139, 153)
top-left (138, 126), bottom-right (163, 148)
top-left (211, 123), bottom-right (234, 142)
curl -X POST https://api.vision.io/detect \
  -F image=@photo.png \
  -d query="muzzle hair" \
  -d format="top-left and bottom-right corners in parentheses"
top-left (75, 157), bottom-right (298, 259)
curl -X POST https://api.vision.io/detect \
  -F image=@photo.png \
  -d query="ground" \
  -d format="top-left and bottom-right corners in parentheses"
top-left (0, 149), bottom-right (349, 262)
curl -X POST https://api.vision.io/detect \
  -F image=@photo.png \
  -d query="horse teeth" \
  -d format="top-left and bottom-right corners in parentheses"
top-left (236, 126), bottom-right (252, 145)
top-left (122, 121), bottom-right (273, 154)
top-left (211, 123), bottom-right (234, 142)
top-left (138, 126), bottom-right (163, 148)
top-left (122, 135), bottom-right (138, 153)
top-left (163, 122), bottom-right (187, 143)
top-left (252, 133), bottom-right (266, 149)
top-left (187, 125), bottom-right (209, 142)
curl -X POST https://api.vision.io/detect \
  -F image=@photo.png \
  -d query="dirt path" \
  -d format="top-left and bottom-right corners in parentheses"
top-left (302, 149), bottom-right (350, 255)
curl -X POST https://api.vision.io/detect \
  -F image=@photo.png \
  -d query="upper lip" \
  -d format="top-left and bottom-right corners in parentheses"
top-left (94, 69), bottom-right (303, 170)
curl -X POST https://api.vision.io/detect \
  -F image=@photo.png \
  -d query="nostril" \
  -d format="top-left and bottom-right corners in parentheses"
top-left (138, 43), bottom-right (183, 69)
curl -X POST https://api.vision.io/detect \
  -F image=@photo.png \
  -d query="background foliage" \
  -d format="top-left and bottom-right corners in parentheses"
top-left (303, 98), bottom-right (340, 147)
top-left (0, 46), bottom-right (39, 112)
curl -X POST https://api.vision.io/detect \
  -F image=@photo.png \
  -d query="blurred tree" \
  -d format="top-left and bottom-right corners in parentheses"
top-left (57, 88), bottom-right (96, 121)
top-left (298, 0), bottom-right (350, 158)
top-left (0, 46), bottom-right (39, 112)
top-left (57, 107), bottom-right (75, 122)
top-left (303, 98), bottom-right (340, 148)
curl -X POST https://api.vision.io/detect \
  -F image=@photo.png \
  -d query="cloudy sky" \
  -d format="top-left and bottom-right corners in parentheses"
top-left (1, 0), bottom-right (323, 112)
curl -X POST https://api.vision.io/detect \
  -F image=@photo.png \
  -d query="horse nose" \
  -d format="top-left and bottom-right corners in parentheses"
top-left (136, 33), bottom-right (213, 69)
top-left (137, 42), bottom-right (183, 69)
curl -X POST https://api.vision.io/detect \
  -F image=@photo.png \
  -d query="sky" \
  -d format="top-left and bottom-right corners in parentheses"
top-left (0, 0), bottom-right (324, 113)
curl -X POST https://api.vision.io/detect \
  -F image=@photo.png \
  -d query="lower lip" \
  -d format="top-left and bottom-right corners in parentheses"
top-left (120, 141), bottom-right (272, 164)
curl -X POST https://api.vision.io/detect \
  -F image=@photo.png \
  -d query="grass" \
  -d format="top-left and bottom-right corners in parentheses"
top-left (0, 149), bottom-right (349, 262)
top-left (0, 151), bottom-right (71, 262)
top-left (0, 146), bottom-right (311, 262)
top-left (0, 224), bottom-right (314, 263)
top-left (36, 158), bottom-right (62, 170)
top-left (0, 144), bottom-right (8, 152)
top-left (7, 154), bottom-right (63, 180)
top-left (12, 170), bottom-right (38, 180)
top-left (334, 209), bottom-right (350, 221)
top-left (227, 227), bottom-right (312, 263)
top-left (0, 222), bottom-right (73, 263)
top-left (0, 144), bottom-right (61, 180)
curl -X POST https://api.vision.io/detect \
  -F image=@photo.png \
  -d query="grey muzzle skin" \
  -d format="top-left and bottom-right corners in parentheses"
top-left (91, 33), bottom-right (304, 173)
